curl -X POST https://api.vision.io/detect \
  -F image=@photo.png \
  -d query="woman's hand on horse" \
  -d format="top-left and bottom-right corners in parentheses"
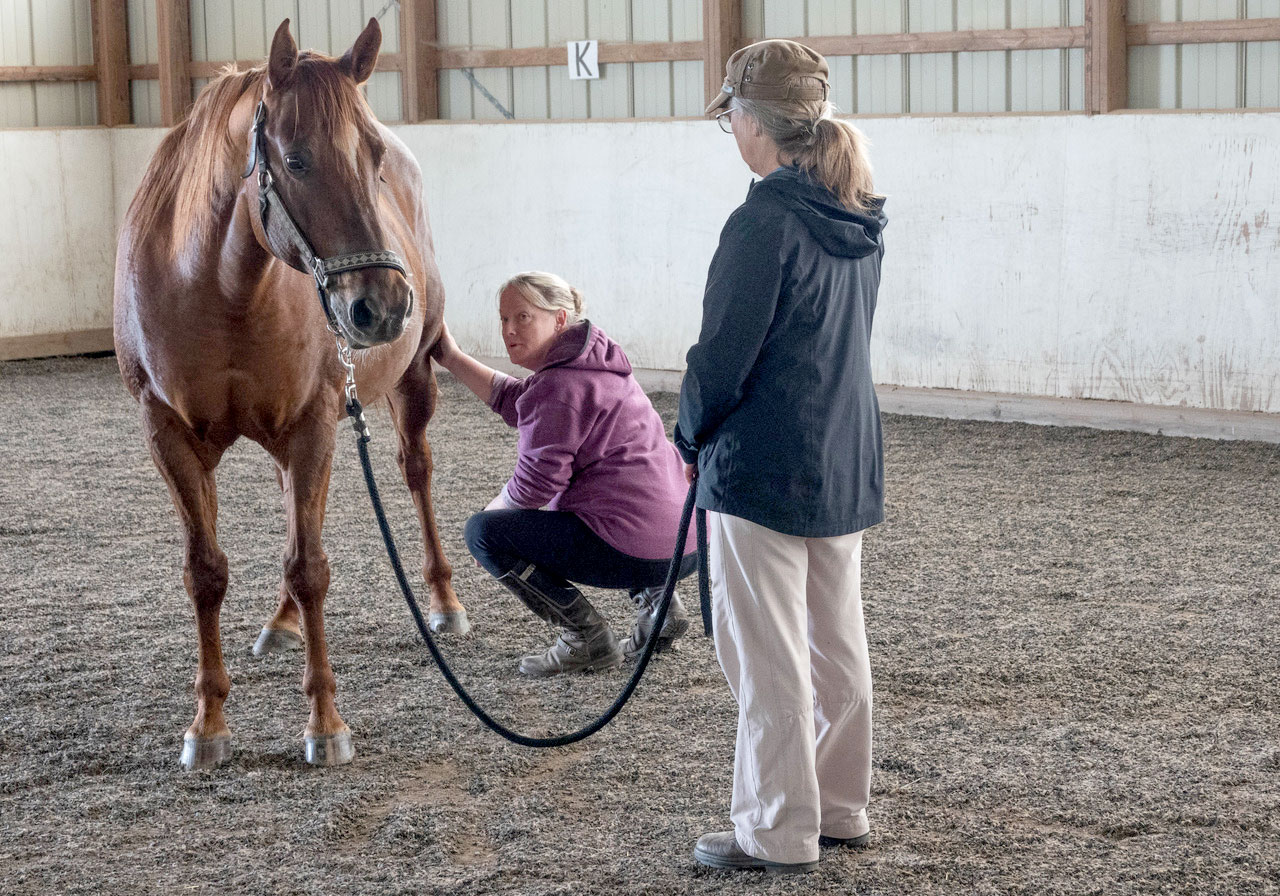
top-left (430, 321), bottom-right (461, 370)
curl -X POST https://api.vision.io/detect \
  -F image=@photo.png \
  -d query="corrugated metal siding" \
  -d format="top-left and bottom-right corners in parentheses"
top-left (1128, 0), bottom-right (1280, 109)
top-left (189, 1), bottom-right (401, 120)
top-left (743, 0), bottom-right (1084, 113)
top-left (1, 0), bottom-right (96, 127)
top-left (125, 0), bottom-right (402, 127)
top-left (439, 0), bottom-right (704, 120)
top-left (3, 1), bottom-right (1278, 127)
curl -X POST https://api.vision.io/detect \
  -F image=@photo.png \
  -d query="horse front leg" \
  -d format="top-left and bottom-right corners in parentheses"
top-left (141, 391), bottom-right (233, 770)
top-left (276, 410), bottom-right (353, 766)
top-left (388, 363), bottom-right (469, 634)
top-left (252, 465), bottom-right (304, 657)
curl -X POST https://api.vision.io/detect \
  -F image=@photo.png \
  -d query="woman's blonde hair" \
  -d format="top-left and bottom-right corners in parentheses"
top-left (734, 97), bottom-right (882, 213)
top-left (498, 271), bottom-right (585, 321)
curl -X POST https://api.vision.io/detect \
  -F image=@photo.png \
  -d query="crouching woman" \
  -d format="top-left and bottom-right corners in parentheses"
top-left (431, 271), bottom-right (695, 677)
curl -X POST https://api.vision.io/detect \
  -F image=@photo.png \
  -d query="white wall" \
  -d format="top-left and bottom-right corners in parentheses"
top-left (2, 112), bottom-right (1278, 420)
top-left (0, 129), bottom-right (117, 338)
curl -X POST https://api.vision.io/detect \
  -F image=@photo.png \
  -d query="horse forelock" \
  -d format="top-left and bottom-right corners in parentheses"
top-left (288, 54), bottom-right (380, 174)
top-left (131, 55), bottom-right (379, 274)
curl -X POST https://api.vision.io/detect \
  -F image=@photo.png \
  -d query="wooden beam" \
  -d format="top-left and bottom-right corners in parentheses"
top-left (1129, 17), bottom-right (1280, 46)
top-left (400, 0), bottom-right (439, 121)
top-left (437, 40), bottom-right (703, 70)
top-left (803, 26), bottom-right (1086, 57)
top-left (156, 0), bottom-right (192, 126)
top-left (0, 65), bottom-right (96, 83)
top-left (91, 0), bottom-right (131, 126)
top-left (0, 329), bottom-right (115, 362)
top-left (704, 0), bottom-right (742, 114)
top-left (1085, 0), bottom-right (1127, 114)
top-left (131, 54), bottom-right (405, 83)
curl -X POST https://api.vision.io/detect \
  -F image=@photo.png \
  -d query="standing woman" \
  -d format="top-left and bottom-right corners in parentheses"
top-left (676, 40), bottom-right (887, 874)
top-left (432, 271), bottom-right (695, 678)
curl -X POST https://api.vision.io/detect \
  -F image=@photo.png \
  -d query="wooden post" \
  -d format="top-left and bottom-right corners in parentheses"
top-left (91, 0), bottom-right (131, 125)
top-left (156, 0), bottom-right (192, 126)
top-left (1086, 0), bottom-right (1127, 113)
top-left (703, 0), bottom-right (742, 115)
top-left (400, 0), bottom-right (440, 121)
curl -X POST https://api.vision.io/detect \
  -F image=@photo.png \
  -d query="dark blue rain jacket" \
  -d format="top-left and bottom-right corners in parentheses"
top-left (674, 166), bottom-right (886, 537)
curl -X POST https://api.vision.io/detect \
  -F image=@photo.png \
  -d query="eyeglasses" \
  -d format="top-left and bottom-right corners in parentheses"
top-left (715, 109), bottom-right (734, 134)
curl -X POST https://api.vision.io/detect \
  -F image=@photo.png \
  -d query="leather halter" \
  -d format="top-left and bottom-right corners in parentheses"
top-left (241, 100), bottom-right (408, 334)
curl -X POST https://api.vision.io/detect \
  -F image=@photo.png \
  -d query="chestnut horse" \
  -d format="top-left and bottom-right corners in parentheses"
top-left (114, 18), bottom-right (468, 770)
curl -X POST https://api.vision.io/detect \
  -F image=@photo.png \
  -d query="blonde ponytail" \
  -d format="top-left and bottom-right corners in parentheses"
top-left (735, 98), bottom-right (881, 213)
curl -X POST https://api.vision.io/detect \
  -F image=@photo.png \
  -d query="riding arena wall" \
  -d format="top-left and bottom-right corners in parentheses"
top-left (0, 113), bottom-right (1277, 438)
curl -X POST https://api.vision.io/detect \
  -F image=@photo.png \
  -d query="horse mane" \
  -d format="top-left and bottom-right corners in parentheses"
top-left (130, 53), bottom-right (375, 266)
top-left (128, 66), bottom-right (262, 262)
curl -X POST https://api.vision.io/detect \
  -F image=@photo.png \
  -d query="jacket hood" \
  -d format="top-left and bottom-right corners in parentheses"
top-left (753, 166), bottom-right (887, 259)
top-left (539, 320), bottom-right (632, 376)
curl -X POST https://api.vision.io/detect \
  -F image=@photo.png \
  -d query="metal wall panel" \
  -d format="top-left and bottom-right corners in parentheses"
top-left (1, 0), bottom-right (95, 127)
top-left (1128, 0), bottom-right (1275, 109)
top-left (743, 1), bottom-right (1083, 113)
top-left (2, 0), bottom-right (1275, 129)
top-left (126, 0), bottom-right (161, 126)
top-left (1, 0), bottom-right (38, 127)
top-left (436, 0), bottom-right (707, 120)
top-left (186, 0), bottom-right (402, 120)
top-left (1245, 0), bottom-right (1280, 106)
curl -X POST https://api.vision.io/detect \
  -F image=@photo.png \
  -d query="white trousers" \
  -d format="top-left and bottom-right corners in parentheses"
top-left (708, 511), bottom-right (873, 865)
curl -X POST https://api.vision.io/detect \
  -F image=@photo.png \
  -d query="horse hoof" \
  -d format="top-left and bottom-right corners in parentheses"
top-left (304, 730), bottom-right (355, 766)
top-left (429, 610), bottom-right (471, 636)
top-left (252, 626), bottom-right (303, 657)
top-left (180, 734), bottom-right (232, 770)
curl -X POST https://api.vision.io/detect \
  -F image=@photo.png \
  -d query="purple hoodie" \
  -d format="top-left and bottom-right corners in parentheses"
top-left (488, 321), bottom-right (695, 561)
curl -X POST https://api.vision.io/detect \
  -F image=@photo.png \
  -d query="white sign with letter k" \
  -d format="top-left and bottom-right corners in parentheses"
top-left (567, 40), bottom-right (599, 80)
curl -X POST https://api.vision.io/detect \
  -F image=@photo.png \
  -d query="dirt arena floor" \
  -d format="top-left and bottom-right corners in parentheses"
top-left (1, 354), bottom-right (1277, 895)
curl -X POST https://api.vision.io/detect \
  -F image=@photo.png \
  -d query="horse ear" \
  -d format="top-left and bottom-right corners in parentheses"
top-left (268, 19), bottom-right (298, 91)
top-left (339, 18), bottom-right (382, 85)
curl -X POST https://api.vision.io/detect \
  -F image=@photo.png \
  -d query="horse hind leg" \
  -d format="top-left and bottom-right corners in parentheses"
top-left (252, 465), bottom-right (304, 657)
top-left (388, 365), bottom-right (469, 635)
top-left (141, 392), bottom-right (234, 770)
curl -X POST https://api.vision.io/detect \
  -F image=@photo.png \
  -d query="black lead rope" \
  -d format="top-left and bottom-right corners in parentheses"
top-left (248, 93), bottom-right (706, 747)
top-left (346, 396), bottom-right (702, 748)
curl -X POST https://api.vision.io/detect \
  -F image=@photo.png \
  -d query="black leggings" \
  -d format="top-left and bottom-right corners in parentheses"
top-left (464, 509), bottom-right (696, 591)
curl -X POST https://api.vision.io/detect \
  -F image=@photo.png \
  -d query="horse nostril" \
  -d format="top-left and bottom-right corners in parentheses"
top-left (350, 297), bottom-right (374, 330)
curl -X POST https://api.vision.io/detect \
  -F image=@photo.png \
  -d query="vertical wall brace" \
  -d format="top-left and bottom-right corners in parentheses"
top-left (401, 0), bottom-right (440, 121)
top-left (91, 0), bottom-right (131, 126)
top-left (1086, 0), bottom-right (1128, 114)
top-left (703, 0), bottom-right (743, 116)
top-left (157, 0), bottom-right (193, 126)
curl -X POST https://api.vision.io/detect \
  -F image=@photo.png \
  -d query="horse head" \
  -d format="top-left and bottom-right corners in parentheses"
top-left (246, 18), bottom-right (413, 350)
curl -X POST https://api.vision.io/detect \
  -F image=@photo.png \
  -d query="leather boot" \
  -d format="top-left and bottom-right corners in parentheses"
top-left (620, 585), bottom-right (690, 661)
top-left (496, 563), bottom-right (623, 678)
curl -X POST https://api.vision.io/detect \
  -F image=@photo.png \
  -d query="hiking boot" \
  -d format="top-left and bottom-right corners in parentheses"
top-left (620, 585), bottom-right (690, 661)
top-left (495, 563), bottom-right (622, 678)
top-left (693, 831), bottom-right (818, 875)
top-left (518, 627), bottom-right (623, 678)
top-left (818, 832), bottom-right (870, 849)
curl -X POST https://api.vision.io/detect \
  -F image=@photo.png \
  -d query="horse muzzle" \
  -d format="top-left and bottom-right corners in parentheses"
top-left (326, 269), bottom-right (414, 349)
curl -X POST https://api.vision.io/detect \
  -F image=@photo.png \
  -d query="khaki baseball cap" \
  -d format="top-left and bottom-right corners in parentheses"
top-left (704, 39), bottom-right (830, 116)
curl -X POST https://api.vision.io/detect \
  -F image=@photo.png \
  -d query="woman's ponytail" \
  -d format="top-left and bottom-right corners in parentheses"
top-left (735, 98), bottom-right (882, 214)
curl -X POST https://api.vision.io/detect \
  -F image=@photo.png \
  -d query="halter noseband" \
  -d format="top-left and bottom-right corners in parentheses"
top-left (241, 100), bottom-right (408, 334)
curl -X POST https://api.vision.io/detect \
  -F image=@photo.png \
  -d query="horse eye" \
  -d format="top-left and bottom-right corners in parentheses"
top-left (284, 154), bottom-right (306, 172)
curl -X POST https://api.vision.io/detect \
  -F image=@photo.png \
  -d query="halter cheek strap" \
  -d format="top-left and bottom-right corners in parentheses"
top-left (242, 100), bottom-right (408, 334)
